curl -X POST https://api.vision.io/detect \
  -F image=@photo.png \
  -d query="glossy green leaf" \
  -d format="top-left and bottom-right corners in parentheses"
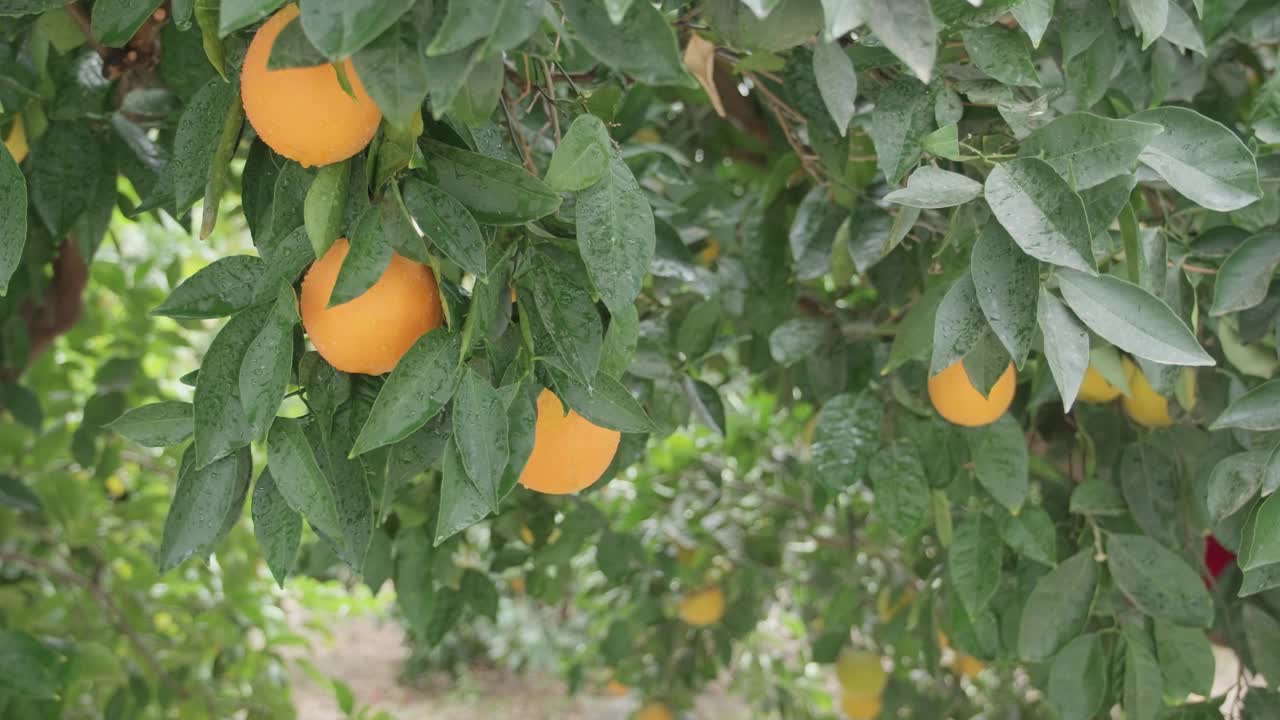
top-left (267, 416), bottom-right (342, 540)
top-left (526, 263), bottom-right (603, 386)
top-left (352, 21), bottom-right (430, 127)
top-left (884, 166), bottom-right (982, 209)
top-left (28, 122), bottom-right (107, 238)
top-left (1018, 113), bottom-right (1163, 190)
top-left (1130, 106), bottom-right (1262, 212)
top-left (577, 152), bottom-right (655, 316)
top-left (1125, 0), bottom-right (1168, 48)
top-left (194, 305), bottom-right (271, 469)
top-left (421, 141), bottom-right (561, 225)
top-left (351, 330), bottom-right (463, 456)
top-left (304, 161), bottom-right (349, 259)
top-left (1107, 534), bottom-right (1214, 627)
top-left (1057, 269), bottom-right (1214, 366)
top-left (1018, 550), bottom-right (1098, 661)
top-left (219, 0), bottom-right (286, 35)
top-left (548, 366), bottom-right (655, 433)
top-left (869, 441), bottom-right (930, 536)
top-left (962, 25), bottom-right (1039, 86)
top-left (173, 77), bottom-right (236, 212)
top-left (869, 76), bottom-right (935, 185)
top-left (0, 129), bottom-right (25, 296)
top-left (451, 369), bottom-right (508, 512)
top-left (298, 0), bottom-right (415, 57)
top-left (158, 446), bottom-right (252, 571)
top-left (329, 208), bottom-right (392, 308)
top-left (867, 0), bottom-right (936, 83)
top-left (811, 390), bottom-right (882, 492)
top-left (950, 514), bottom-right (1002, 619)
top-left (971, 221), bottom-right (1038, 366)
top-left (239, 284), bottom-right (297, 442)
top-left (107, 401), bottom-right (194, 447)
top-left (985, 158), bottom-right (1096, 274)
top-left (251, 468), bottom-right (301, 587)
top-left (91, 0), bottom-right (163, 47)
top-left (401, 178), bottom-right (487, 278)
top-left (544, 114), bottom-right (611, 192)
top-left (154, 256), bottom-right (266, 319)
top-left (436, 438), bottom-right (491, 545)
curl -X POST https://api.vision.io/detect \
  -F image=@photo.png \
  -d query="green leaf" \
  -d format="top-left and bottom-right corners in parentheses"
top-left (266, 14), bottom-right (328, 69)
top-left (1243, 492), bottom-right (1280, 570)
top-left (1153, 621), bottom-right (1214, 698)
top-left (605, 0), bottom-right (637, 24)
top-left (194, 305), bottom-right (271, 469)
top-left (548, 366), bottom-right (655, 433)
top-left (545, 114), bottom-right (611, 192)
top-left (984, 158), bottom-right (1096, 274)
top-left (0, 630), bottom-right (65, 699)
top-left (362, 528), bottom-right (393, 592)
top-left (1018, 113), bottom-right (1163, 190)
top-left (219, 0), bottom-right (286, 35)
top-left (395, 528), bottom-right (435, 632)
top-left (869, 76), bottom-right (935, 185)
top-left (577, 152), bottom-right (655, 316)
top-left (1120, 441), bottom-right (1179, 547)
top-left (950, 514), bottom-right (1002, 618)
top-left (999, 505), bottom-right (1056, 565)
top-left (108, 401), bottom-right (194, 447)
top-left (884, 166), bottom-right (981, 209)
top-left (1161, 1), bottom-right (1205, 54)
top-left (0, 128), bottom-right (25, 296)
top-left (930, 272), bottom-right (988, 374)
top-left (869, 441), bottom-right (930, 536)
top-left (436, 438), bottom-right (491, 545)
top-left (562, 0), bottom-right (695, 87)
top-left (239, 284), bottom-right (298, 442)
top-left (1125, 0), bottom-right (1168, 48)
top-left (1246, 690), bottom-right (1280, 718)
top-left (154, 256), bottom-right (266, 319)
top-left (158, 446), bottom-right (252, 571)
top-left (1079, 173), bottom-right (1137, 237)
top-left (676, 299), bottom-right (722, 361)
top-left (812, 390), bottom-right (882, 492)
top-left (867, 0), bottom-right (937, 83)
top-left (311, 421), bottom-right (372, 569)
top-left (1070, 477), bottom-right (1127, 516)
top-left (351, 330), bottom-right (462, 456)
top-left (1011, 0), bottom-right (1054, 48)
top-left (251, 468), bottom-right (301, 588)
top-left (329, 208), bottom-right (392, 308)
top-left (304, 161), bottom-right (350, 259)
top-left (267, 416), bottom-right (342, 540)
top-left (1037, 289), bottom-right (1089, 410)
top-left (421, 141), bottom-right (561, 225)
top-left (351, 21), bottom-right (430, 127)
top-left (967, 415), bottom-right (1029, 514)
top-left (401, 178), bottom-right (487, 278)
top-left (971, 220), bottom-right (1038, 366)
top-left (1207, 451), bottom-right (1267, 523)
top-left (526, 263), bottom-right (603, 386)
top-left (1018, 550), bottom-right (1098, 661)
top-left (451, 369), bottom-right (508, 512)
top-left (91, 0), bottom-right (163, 47)
top-left (769, 317), bottom-right (829, 366)
top-left (1048, 634), bottom-right (1107, 720)
top-left (961, 332), bottom-right (1012, 397)
top-left (885, 281), bottom-right (947, 373)
top-left (962, 25), bottom-right (1039, 87)
top-left (820, 0), bottom-right (866, 40)
top-left (427, 0), bottom-right (538, 56)
top-left (461, 569), bottom-right (500, 619)
top-left (1123, 623), bottom-right (1163, 720)
top-left (0, 474), bottom-right (42, 513)
top-left (1106, 534), bottom-right (1214, 627)
top-left (922, 124), bottom-right (962, 160)
top-left (1243, 604), bottom-right (1280, 682)
top-left (684, 378), bottom-right (726, 436)
top-left (812, 42), bottom-right (857, 136)
top-left (1211, 231), bottom-right (1280, 316)
top-left (601, 304), bottom-right (639, 377)
top-left (704, 0), bottom-right (822, 53)
top-left (1130, 106), bottom-right (1262, 212)
top-left (298, 0), bottom-right (414, 57)
top-left (449, 54), bottom-right (503, 126)
top-left (1212, 380), bottom-right (1280, 431)
top-left (29, 122), bottom-right (108, 238)
top-left (1057, 269), bottom-right (1214, 366)
top-left (173, 77), bottom-right (236, 213)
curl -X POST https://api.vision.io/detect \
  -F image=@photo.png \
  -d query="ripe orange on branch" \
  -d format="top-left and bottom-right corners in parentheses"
top-left (518, 389), bottom-right (620, 494)
top-left (927, 360), bottom-right (1015, 427)
top-left (300, 239), bottom-right (442, 375)
top-left (241, 5), bottom-right (381, 167)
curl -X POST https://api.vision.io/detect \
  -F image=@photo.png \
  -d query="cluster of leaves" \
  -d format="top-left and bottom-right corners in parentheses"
top-left (7, 0), bottom-right (1280, 717)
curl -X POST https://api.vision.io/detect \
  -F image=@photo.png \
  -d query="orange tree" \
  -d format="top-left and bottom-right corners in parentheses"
top-left (5, 0), bottom-right (1280, 718)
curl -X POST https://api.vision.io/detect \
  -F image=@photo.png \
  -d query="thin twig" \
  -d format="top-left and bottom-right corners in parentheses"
top-left (500, 91), bottom-right (537, 175)
top-left (744, 73), bottom-right (825, 183)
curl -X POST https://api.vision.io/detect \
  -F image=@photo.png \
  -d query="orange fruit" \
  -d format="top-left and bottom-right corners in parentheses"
top-left (604, 679), bottom-right (629, 697)
top-left (518, 389), bottom-right (620, 494)
top-left (241, 5), bottom-right (381, 167)
top-left (4, 115), bottom-right (27, 164)
top-left (633, 702), bottom-right (674, 720)
top-left (836, 650), bottom-right (886, 696)
top-left (1121, 358), bottom-right (1173, 427)
top-left (300, 238), bottom-right (442, 374)
top-left (841, 693), bottom-right (881, 720)
top-left (927, 361), bottom-right (1016, 427)
top-left (954, 653), bottom-right (986, 680)
top-left (677, 586), bottom-right (726, 626)
top-left (1077, 365), bottom-right (1122, 403)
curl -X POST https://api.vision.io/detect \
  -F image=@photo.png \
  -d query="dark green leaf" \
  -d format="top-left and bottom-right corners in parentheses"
top-left (869, 76), bottom-right (935, 184)
top-left (967, 414), bottom-right (1029, 514)
top-left (351, 330), bottom-right (462, 456)
top-left (173, 77), bottom-right (236, 212)
top-left (577, 152), bottom-right (655, 316)
top-left (1120, 441), bottom-right (1179, 547)
top-left (1153, 621), bottom-right (1214, 698)
top-left (885, 281), bottom-right (947, 373)
top-left (1058, 269), bottom-right (1214, 366)
top-left (869, 441), bottom-right (931, 536)
top-left (962, 24), bottom-right (1039, 86)
top-left (1243, 492), bottom-right (1280, 570)
top-left (562, 0), bottom-right (695, 87)
top-left (219, 0), bottom-right (286, 35)
top-left (451, 369), bottom-right (508, 512)
top-left (298, 0), bottom-right (415, 57)
top-left (154, 256), bottom-right (266, 319)
top-left (1070, 477), bottom-right (1127, 516)
top-left (1243, 604), bottom-right (1280, 683)
top-left (1018, 550), bottom-right (1098, 661)
top-left (0, 474), bottom-right (41, 513)
top-left (549, 366), bottom-right (655, 433)
top-left (684, 378), bottom-right (725, 436)
top-left (950, 514), bottom-right (1002, 618)
top-left (421, 141), bottom-right (561, 225)
top-left (1207, 451), bottom-right (1267, 523)
top-left (329, 208), bottom-right (392, 308)
top-left (1211, 379), bottom-right (1280, 431)
top-left (984, 158), bottom-right (1096, 274)
top-left (267, 416), bottom-right (342, 539)
top-left (0, 630), bottom-right (64, 699)
top-left (526, 263), bottom-right (602, 386)
top-left (401, 178), bottom-right (487, 278)
top-left (239, 284), bottom-right (298, 441)
top-left (352, 21), bottom-right (430, 127)
top-left (194, 304), bottom-right (271, 469)
top-left (29, 123), bottom-right (108, 238)
top-left (436, 438), bottom-right (491, 545)
top-left (252, 468), bottom-right (301, 587)
top-left (811, 391), bottom-right (882, 492)
top-left (267, 15), bottom-right (329, 69)
top-left (0, 128), bottom-right (25, 296)
top-left (999, 505), bottom-right (1056, 565)
top-left (304, 161), bottom-right (350, 258)
top-left (544, 114), bottom-right (611, 192)
top-left (1106, 534), bottom-right (1214, 627)
top-left (1123, 623), bottom-right (1163, 720)
top-left (158, 446), bottom-right (252, 571)
top-left (91, 0), bottom-right (164, 47)
top-left (1047, 633), bottom-right (1107, 720)
top-left (461, 569), bottom-right (499, 619)
top-left (107, 401), bottom-right (194, 447)
top-left (930, 272), bottom-right (988, 374)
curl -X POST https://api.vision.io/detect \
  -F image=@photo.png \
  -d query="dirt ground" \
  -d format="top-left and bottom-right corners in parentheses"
top-left (287, 611), bottom-right (751, 720)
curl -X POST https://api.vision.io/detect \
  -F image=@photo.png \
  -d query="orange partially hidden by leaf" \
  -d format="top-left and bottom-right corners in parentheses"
top-left (927, 361), bottom-right (1016, 427)
top-left (4, 115), bottom-right (27, 164)
top-left (518, 389), bottom-right (620, 494)
top-left (1121, 358), bottom-right (1173, 428)
top-left (300, 239), bottom-right (442, 375)
top-left (241, 5), bottom-right (381, 167)
top-left (840, 693), bottom-right (882, 720)
top-left (1077, 365), bottom-right (1121, 403)
top-left (678, 586), bottom-right (726, 626)
top-left (633, 702), bottom-right (674, 720)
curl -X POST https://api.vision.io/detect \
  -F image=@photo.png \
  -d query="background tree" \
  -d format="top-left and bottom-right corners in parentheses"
top-left (3, 0), bottom-right (1280, 718)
